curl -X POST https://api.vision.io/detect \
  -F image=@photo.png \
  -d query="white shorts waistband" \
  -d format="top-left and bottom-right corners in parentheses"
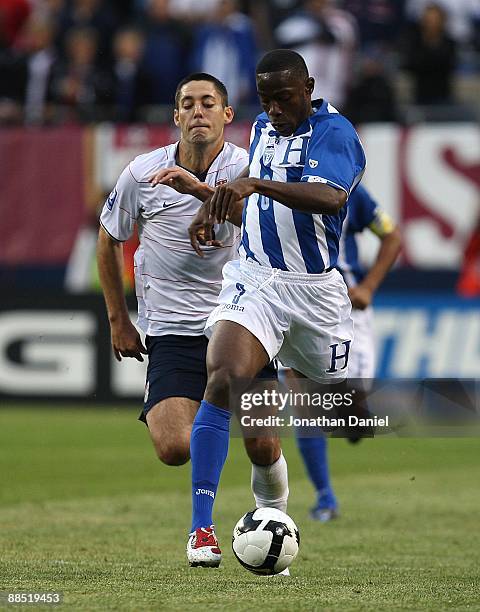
top-left (239, 259), bottom-right (336, 284)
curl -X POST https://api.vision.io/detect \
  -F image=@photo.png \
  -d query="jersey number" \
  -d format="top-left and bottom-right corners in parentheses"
top-left (232, 283), bottom-right (246, 304)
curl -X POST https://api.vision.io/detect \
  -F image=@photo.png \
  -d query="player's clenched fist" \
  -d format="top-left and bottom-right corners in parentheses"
top-left (348, 284), bottom-right (373, 310)
top-left (208, 178), bottom-right (257, 223)
top-left (110, 318), bottom-right (147, 362)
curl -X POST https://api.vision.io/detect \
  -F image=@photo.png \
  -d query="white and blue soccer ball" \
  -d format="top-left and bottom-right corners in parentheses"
top-left (232, 507), bottom-right (300, 575)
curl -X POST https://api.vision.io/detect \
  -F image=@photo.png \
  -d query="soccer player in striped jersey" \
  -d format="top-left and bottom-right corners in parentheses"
top-left (296, 184), bottom-right (401, 522)
top-left (97, 74), bottom-right (289, 568)
top-left (185, 49), bottom-right (366, 567)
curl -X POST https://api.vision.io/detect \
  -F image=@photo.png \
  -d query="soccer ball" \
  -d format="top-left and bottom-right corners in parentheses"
top-left (232, 507), bottom-right (300, 575)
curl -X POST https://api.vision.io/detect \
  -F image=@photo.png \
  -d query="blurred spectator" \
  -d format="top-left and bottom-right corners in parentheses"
top-left (141, 0), bottom-right (191, 105)
top-left (225, 0), bottom-right (303, 50)
top-left (275, 0), bottom-right (358, 108)
top-left (19, 16), bottom-right (57, 124)
top-left (133, 0), bottom-right (221, 22)
top-left (401, 3), bottom-right (457, 105)
top-left (190, 0), bottom-right (258, 106)
top-left (30, 0), bottom-right (65, 23)
top-left (340, 0), bottom-right (405, 49)
top-left (50, 26), bottom-right (112, 121)
top-left (0, 0), bottom-right (31, 46)
top-left (244, 0), bottom-right (303, 29)
top-left (110, 27), bottom-right (152, 122)
top-left (343, 47), bottom-right (397, 123)
top-left (0, 11), bottom-right (26, 123)
top-left (407, 0), bottom-right (480, 48)
top-left (56, 0), bottom-right (118, 65)
top-left (169, 0), bottom-right (222, 22)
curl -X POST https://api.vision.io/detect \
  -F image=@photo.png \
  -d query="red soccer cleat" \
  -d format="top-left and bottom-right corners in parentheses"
top-left (187, 526), bottom-right (222, 567)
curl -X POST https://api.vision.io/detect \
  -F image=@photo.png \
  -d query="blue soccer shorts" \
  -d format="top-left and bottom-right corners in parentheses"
top-left (139, 334), bottom-right (277, 423)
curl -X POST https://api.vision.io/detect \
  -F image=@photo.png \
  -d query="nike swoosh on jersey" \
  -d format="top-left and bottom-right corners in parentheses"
top-left (162, 200), bottom-right (183, 208)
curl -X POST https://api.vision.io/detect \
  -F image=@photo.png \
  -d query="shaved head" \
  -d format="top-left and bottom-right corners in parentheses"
top-left (256, 49), bottom-right (309, 79)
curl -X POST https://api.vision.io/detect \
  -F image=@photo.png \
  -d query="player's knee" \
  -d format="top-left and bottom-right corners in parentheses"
top-left (205, 362), bottom-right (246, 407)
top-left (245, 437), bottom-right (281, 466)
top-left (154, 439), bottom-right (190, 466)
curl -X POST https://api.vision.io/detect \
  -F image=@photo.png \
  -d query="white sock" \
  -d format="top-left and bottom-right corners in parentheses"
top-left (251, 451), bottom-right (289, 513)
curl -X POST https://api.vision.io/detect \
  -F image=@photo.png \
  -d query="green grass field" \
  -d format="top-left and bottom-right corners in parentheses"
top-left (1, 406), bottom-right (479, 611)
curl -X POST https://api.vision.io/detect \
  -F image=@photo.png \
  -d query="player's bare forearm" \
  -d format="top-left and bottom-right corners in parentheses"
top-left (194, 167), bottom-right (248, 223)
top-left (96, 227), bottom-right (130, 325)
top-left (193, 182), bottom-right (215, 202)
top-left (253, 178), bottom-right (347, 214)
top-left (208, 177), bottom-right (346, 222)
top-left (149, 166), bottom-right (214, 202)
top-left (97, 227), bottom-right (147, 361)
top-left (362, 227), bottom-right (402, 293)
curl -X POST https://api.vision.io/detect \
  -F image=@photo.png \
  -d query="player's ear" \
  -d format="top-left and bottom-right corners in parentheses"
top-left (224, 105), bottom-right (234, 125)
top-left (173, 108), bottom-right (180, 126)
top-left (306, 77), bottom-right (315, 96)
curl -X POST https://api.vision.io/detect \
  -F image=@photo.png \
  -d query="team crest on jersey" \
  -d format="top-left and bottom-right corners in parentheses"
top-left (263, 136), bottom-right (276, 166)
top-left (309, 159), bottom-right (318, 168)
top-left (106, 188), bottom-right (118, 211)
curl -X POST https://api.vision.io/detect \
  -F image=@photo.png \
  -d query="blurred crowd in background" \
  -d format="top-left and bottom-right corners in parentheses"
top-left (1, 0), bottom-right (480, 126)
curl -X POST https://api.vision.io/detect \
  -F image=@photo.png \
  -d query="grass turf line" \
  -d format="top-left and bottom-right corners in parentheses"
top-left (0, 407), bottom-right (479, 611)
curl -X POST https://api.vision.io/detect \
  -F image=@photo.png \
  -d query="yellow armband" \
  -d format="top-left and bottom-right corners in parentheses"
top-left (368, 209), bottom-right (395, 237)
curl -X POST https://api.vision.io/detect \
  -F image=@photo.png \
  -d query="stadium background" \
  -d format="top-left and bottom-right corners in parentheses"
top-left (1, 1), bottom-right (479, 609)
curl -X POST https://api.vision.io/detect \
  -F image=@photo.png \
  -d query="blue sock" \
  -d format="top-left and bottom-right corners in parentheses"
top-left (190, 400), bottom-right (231, 532)
top-left (296, 435), bottom-right (337, 509)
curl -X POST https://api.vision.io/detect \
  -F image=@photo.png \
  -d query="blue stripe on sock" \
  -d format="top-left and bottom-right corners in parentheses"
top-left (190, 400), bottom-right (231, 531)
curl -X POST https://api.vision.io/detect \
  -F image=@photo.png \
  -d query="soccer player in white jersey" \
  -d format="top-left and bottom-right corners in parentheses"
top-left (295, 183), bottom-right (401, 523)
top-left (184, 49), bottom-right (366, 567)
top-left (97, 74), bottom-right (289, 568)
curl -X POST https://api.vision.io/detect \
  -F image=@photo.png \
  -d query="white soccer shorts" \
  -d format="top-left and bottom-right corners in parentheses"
top-left (205, 259), bottom-right (354, 382)
top-left (348, 306), bottom-right (375, 379)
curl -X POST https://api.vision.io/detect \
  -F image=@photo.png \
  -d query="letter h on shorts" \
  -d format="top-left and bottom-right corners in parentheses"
top-left (326, 340), bottom-right (351, 373)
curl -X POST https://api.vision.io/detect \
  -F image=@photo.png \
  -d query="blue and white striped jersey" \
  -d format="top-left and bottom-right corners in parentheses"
top-left (239, 100), bottom-right (366, 274)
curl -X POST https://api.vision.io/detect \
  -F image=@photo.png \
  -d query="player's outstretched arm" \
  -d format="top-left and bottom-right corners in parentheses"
top-left (97, 227), bottom-right (147, 361)
top-left (254, 179), bottom-right (347, 215)
top-left (349, 225), bottom-right (402, 310)
top-left (208, 178), bottom-right (346, 222)
top-left (149, 166), bottom-right (214, 202)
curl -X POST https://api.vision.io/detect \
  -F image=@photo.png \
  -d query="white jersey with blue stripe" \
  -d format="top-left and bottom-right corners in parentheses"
top-left (239, 100), bottom-right (366, 274)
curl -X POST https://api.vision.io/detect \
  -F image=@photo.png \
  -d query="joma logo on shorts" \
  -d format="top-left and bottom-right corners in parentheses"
top-left (196, 488), bottom-right (215, 499)
top-left (222, 304), bottom-right (245, 312)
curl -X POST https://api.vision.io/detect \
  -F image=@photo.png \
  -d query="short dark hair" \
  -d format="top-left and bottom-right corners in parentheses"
top-left (174, 73), bottom-right (229, 108)
top-left (256, 49), bottom-right (309, 78)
